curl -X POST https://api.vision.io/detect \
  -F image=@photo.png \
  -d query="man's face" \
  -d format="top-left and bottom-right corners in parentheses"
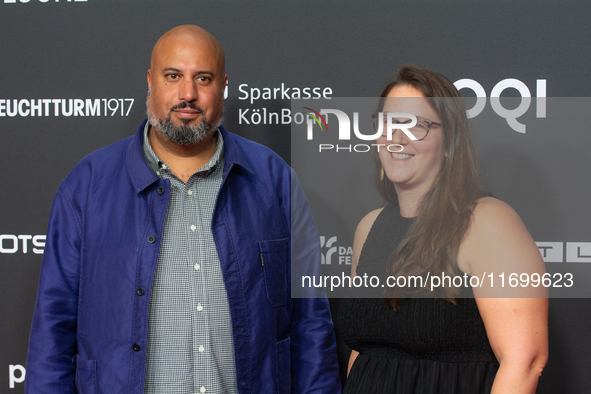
top-left (147, 35), bottom-right (227, 145)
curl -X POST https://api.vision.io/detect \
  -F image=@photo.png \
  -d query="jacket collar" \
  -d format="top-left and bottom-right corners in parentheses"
top-left (218, 124), bottom-right (254, 177)
top-left (126, 119), bottom-right (253, 193)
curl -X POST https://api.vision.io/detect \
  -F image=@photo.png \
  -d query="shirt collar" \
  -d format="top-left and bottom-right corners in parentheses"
top-left (141, 121), bottom-right (224, 180)
top-left (126, 119), bottom-right (253, 193)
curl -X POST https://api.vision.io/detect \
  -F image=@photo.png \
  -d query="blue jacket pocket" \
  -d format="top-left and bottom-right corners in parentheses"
top-left (259, 238), bottom-right (289, 307)
top-left (74, 356), bottom-right (97, 394)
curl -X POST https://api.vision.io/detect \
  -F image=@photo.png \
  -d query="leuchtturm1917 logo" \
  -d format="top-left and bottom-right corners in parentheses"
top-left (0, 98), bottom-right (134, 117)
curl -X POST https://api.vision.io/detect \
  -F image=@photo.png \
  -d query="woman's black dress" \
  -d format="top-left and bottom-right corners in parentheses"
top-left (337, 204), bottom-right (499, 393)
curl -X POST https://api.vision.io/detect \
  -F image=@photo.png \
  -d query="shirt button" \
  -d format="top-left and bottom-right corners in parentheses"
top-left (132, 343), bottom-right (140, 352)
top-left (147, 236), bottom-right (156, 243)
top-left (190, 225), bottom-right (196, 232)
top-left (188, 190), bottom-right (193, 195)
top-left (157, 186), bottom-right (164, 195)
top-left (199, 345), bottom-right (204, 352)
top-left (200, 387), bottom-right (206, 393)
top-left (194, 263), bottom-right (200, 271)
top-left (197, 303), bottom-right (203, 312)
top-left (136, 287), bottom-right (144, 296)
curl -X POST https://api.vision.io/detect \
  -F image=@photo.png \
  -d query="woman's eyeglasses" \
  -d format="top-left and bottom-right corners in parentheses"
top-left (371, 113), bottom-right (442, 141)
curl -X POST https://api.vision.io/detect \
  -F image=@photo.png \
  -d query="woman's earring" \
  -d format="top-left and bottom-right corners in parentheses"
top-left (380, 167), bottom-right (385, 181)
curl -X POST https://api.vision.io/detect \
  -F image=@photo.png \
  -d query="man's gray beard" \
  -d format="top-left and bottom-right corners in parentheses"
top-left (146, 93), bottom-right (222, 146)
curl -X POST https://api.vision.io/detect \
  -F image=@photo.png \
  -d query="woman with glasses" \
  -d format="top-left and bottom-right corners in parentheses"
top-left (337, 64), bottom-right (547, 393)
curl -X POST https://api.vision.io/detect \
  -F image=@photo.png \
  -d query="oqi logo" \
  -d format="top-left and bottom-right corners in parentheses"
top-left (306, 108), bottom-right (412, 154)
top-left (453, 78), bottom-right (546, 133)
top-left (0, 234), bottom-right (45, 254)
top-left (320, 236), bottom-right (352, 265)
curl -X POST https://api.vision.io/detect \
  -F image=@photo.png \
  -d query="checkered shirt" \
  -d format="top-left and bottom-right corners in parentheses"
top-left (142, 123), bottom-right (237, 394)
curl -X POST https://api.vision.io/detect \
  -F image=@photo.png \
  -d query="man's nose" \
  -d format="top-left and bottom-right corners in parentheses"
top-left (178, 79), bottom-right (198, 102)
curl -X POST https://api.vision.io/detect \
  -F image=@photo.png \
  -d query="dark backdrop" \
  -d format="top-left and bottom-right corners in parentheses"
top-left (1, 1), bottom-right (589, 392)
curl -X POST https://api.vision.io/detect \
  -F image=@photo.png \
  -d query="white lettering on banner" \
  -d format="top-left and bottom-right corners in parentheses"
top-left (566, 243), bottom-right (591, 263)
top-left (4, 0), bottom-right (87, 3)
top-left (0, 234), bottom-right (45, 254)
top-left (238, 83), bottom-right (332, 104)
top-left (536, 242), bottom-right (591, 263)
top-left (306, 110), bottom-right (416, 141)
top-left (233, 82), bottom-right (334, 127)
top-left (536, 242), bottom-right (563, 263)
top-left (318, 143), bottom-right (403, 153)
top-left (9, 365), bottom-right (25, 389)
top-left (0, 98), bottom-right (134, 117)
top-left (453, 78), bottom-right (546, 133)
top-left (239, 108), bottom-right (302, 125)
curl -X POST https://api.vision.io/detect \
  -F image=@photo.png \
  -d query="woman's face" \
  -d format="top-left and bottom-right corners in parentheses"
top-left (377, 84), bottom-right (447, 194)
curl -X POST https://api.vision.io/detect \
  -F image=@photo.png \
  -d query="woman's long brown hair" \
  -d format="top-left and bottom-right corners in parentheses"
top-left (377, 65), bottom-right (487, 308)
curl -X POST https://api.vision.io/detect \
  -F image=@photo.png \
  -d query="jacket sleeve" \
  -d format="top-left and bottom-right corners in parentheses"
top-left (289, 170), bottom-right (342, 393)
top-left (26, 182), bottom-right (81, 394)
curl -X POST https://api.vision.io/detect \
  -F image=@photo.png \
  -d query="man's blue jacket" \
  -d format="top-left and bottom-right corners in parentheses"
top-left (26, 119), bottom-right (341, 393)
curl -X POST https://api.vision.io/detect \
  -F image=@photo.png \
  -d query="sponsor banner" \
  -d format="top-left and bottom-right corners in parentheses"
top-left (320, 235), bottom-right (352, 266)
top-left (0, 98), bottom-right (134, 117)
top-left (235, 82), bottom-right (334, 125)
top-left (0, 234), bottom-right (45, 254)
top-left (537, 242), bottom-right (591, 263)
top-left (454, 78), bottom-right (546, 133)
top-left (8, 365), bottom-right (26, 389)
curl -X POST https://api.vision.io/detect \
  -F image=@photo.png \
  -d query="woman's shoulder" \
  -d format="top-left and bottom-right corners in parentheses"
top-left (471, 196), bottom-right (522, 227)
top-left (464, 196), bottom-right (525, 252)
top-left (351, 207), bottom-right (385, 276)
top-left (358, 207), bottom-right (384, 231)
top-left (354, 207), bottom-right (385, 249)
top-left (459, 196), bottom-right (541, 275)
top-left (474, 195), bottom-right (512, 212)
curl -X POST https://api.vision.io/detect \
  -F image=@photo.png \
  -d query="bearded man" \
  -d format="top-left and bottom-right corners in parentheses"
top-left (26, 25), bottom-right (340, 394)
